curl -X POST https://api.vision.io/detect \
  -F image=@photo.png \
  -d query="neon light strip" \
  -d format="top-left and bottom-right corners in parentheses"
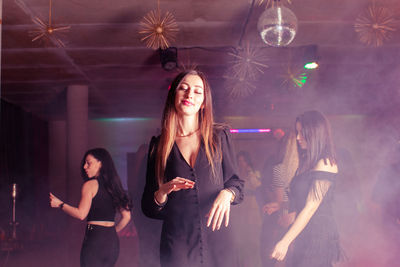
top-left (94, 118), bottom-right (150, 122)
top-left (230, 129), bottom-right (271, 133)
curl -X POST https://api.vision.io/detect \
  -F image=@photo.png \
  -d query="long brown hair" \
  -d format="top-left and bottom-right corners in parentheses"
top-left (295, 110), bottom-right (336, 174)
top-left (155, 69), bottom-right (221, 186)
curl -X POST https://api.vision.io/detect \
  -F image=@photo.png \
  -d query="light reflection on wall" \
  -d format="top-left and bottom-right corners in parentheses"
top-left (89, 117), bottom-right (159, 189)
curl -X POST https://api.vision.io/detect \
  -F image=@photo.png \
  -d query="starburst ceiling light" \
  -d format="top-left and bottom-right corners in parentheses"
top-left (29, 0), bottom-right (70, 47)
top-left (139, 0), bottom-right (179, 50)
top-left (257, 0), bottom-right (298, 47)
top-left (227, 44), bottom-right (269, 80)
top-left (224, 74), bottom-right (257, 98)
top-left (354, 3), bottom-right (397, 47)
top-left (281, 65), bottom-right (308, 88)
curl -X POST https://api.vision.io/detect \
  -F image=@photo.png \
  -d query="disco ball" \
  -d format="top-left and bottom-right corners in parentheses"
top-left (257, 5), bottom-right (298, 47)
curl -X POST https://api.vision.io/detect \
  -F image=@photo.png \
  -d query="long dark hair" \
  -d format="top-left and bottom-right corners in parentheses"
top-left (295, 110), bottom-right (336, 174)
top-left (155, 69), bottom-right (221, 186)
top-left (81, 148), bottom-right (132, 210)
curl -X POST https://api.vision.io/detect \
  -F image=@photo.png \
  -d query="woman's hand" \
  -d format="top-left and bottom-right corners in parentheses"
top-left (155, 177), bottom-right (195, 204)
top-left (206, 189), bottom-right (233, 231)
top-left (263, 202), bottom-right (280, 215)
top-left (116, 208), bottom-right (131, 232)
top-left (270, 240), bottom-right (290, 261)
top-left (49, 192), bottom-right (63, 208)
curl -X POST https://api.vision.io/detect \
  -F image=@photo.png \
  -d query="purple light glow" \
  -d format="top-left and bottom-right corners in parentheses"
top-left (230, 128), bottom-right (272, 133)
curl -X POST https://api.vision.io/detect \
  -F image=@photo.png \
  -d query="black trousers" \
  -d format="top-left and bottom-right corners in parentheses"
top-left (80, 224), bottom-right (119, 267)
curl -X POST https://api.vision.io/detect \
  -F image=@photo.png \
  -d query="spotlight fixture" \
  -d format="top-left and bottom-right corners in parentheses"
top-left (303, 45), bottom-right (319, 70)
top-left (304, 62), bottom-right (319, 70)
top-left (159, 47), bottom-right (178, 71)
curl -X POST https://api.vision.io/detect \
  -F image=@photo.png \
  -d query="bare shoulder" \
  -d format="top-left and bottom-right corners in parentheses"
top-left (82, 179), bottom-right (99, 195)
top-left (83, 178), bottom-right (98, 187)
top-left (314, 158), bottom-right (338, 173)
top-left (120, 208), bottom-right (131, 217)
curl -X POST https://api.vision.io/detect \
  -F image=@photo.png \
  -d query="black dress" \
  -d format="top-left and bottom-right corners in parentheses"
top-left (142, 127), bottom-right (244, 267)
top-left (288, 170), bottom-right (341, 267)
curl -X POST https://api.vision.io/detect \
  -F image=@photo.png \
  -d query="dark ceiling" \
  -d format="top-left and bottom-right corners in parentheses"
top-left (1, 0), bottom-right (400, 120)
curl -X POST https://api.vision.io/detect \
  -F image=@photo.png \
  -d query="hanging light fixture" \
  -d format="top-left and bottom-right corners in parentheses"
top-left (138, 0), bottom-right (179, 50)
top-left (257, 0), bottom-right (298, 47)
top-left (28, 0), bottom-right (70, 47)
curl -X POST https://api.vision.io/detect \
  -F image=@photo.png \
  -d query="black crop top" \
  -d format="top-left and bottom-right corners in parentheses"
top-left (87, 177), bottom-right (116, 222)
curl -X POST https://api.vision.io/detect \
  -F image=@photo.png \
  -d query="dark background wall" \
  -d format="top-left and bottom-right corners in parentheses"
top-left (0, 99), bottom-right (48, 241)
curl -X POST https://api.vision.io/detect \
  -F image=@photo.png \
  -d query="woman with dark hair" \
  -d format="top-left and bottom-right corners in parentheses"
top-left (50, 148), bottom-right (132, 267)
top-left (142, 69), bottom-right (244, 267)
top-left (270, 110), bottom-right (341, 267)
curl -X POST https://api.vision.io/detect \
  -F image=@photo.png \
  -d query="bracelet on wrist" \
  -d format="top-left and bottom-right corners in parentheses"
top-left (59, 202), bottom-right (65, 209)
top-left (224, 188), bottom-right (236, 203)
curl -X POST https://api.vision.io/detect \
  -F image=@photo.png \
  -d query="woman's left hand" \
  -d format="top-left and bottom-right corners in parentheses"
top-left (49, 192), bottom-right (63, 208)
top-left (206, 189), bottom-right (232, 231)
top-left (270, 240), bottom-right (290, 261)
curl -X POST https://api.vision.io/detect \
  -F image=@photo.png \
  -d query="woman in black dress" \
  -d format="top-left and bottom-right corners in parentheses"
top-left (270, 110), bottom-right (341, 267)
top-left (141, 69), bottom-right (244, 267)
top-left (50, 148), bottom-right (132, 267)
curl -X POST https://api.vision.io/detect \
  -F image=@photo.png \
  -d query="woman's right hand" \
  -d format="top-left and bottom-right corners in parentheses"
top-left (155, 177), bottom-right (195, 204)
top-left (270, 239), bottom-right (290, 261)
top-left (49, 192), bottom-right (63, 208)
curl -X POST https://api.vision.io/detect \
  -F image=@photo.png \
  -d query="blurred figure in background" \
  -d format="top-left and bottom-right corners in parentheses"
top-left (259, 132), bottom-right (298, 267)
top-left (372, 144), bottom-right (400, 266)
top-left (235, 150), bottom-right (262, 267)
top-left (333, 147), bottom-right (362, 253)
top-left (372, 144), bottom-right (400, 227)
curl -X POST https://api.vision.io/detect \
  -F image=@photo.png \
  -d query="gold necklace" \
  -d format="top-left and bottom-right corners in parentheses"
top-left (177, 128), bottom-right (200, 137)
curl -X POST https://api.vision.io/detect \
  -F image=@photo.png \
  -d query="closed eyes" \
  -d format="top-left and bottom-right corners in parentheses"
top-left (179, 85), bottom-right (203, 94)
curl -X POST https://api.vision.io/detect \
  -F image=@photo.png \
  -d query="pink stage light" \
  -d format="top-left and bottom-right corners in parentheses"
top-left (230, 128), bottom-right (271, 133)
